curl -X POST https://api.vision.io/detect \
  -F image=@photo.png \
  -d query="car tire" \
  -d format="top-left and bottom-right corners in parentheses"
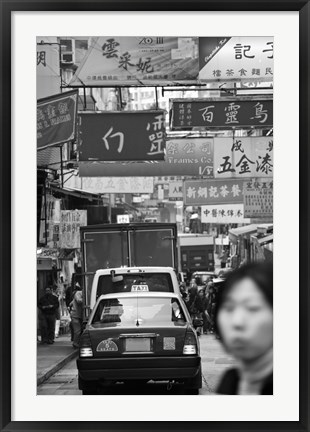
top-left (79, 376), bottom-right (98, 395)
top-left (185, 366), bottom-right (202, 392)
top-left (186, 388), bottom-right (199, 395)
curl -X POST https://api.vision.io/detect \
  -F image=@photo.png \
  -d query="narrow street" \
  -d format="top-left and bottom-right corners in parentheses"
top-left (37, 334), bottom-right (236, 395)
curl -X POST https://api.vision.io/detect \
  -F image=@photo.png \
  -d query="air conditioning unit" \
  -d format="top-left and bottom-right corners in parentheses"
top-left (61, 52), bottom-right (74, 64)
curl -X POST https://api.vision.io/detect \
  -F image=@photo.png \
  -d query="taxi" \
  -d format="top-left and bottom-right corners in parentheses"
top-left (77, 291), bottom-right (202, 395)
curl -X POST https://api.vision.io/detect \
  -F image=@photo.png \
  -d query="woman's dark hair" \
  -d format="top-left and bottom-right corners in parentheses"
top-left (214, 262), bottom-right (273, 335)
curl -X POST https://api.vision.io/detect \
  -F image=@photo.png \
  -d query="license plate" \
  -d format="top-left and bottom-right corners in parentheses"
top-left (125, 338), bottom-right (151, 352)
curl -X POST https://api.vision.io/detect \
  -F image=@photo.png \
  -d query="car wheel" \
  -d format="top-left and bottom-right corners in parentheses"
top-left (185, 388), bottom-right (199, 395)
top-left (185, 366), bottom-right (202, 392)
top-left (79, 376), bottom-right (98, 394)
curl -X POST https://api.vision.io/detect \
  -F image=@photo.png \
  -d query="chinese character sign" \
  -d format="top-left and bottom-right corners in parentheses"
top-left (78, 138), bottom-right (214, 177)
top-left (36, 43), bottom-right (61, 99)
top-left (199, 37), bottom-right (273, 81)
top-left (184, 179), bottom-right (245, 206)
top-left (37, 90), bottom-right (78, 149)
top-left (69, 37), bottom-right (199, 86)
top-left (81, 177), bottom-right (154, 194)
top-left (79, 111), bottom-right (166, 161)
top-left (169, 181), bottom-right (183, 200)
top-left (214, 137), bottom-right (273, 178)
top-left (201, 204), bottom-right (251, 224)
top-left (243, 179), bottom-right (273, 218)
top-left (170, 98), bottom-right (273, 129)
top-left (59, 210), bottom-right (87, 249)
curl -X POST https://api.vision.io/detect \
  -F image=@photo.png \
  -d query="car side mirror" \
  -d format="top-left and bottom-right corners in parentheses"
top-left (193, 318), bottom-right (203, 328)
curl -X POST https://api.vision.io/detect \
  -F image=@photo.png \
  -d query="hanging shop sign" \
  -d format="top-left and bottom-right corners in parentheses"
top-left (184, 179), bottom-right (246, 206)
top-left (214, 137), bottom-right (273, 178)
top-left (37, 90), bottom-right (79, 150)
top-left (201, 204), bottom-right (251, 224)
top-left (69, 37), bottom-right (199, 87)
top-left (36, 42), bottom-right (61, 99)
top-left (243, 179), bottom-right (273, 218)
top-left (59, 210), bottom-right (87, 249)
top-left (168, 181), bottom-right (183, 201)
top-left (170, 97), bottom-right (273, 129)
top-left (78, 138), bottom-right (213, 177)
top-left (79, 111), bottom-right (166, 162)
top-left (64, 172), bottom-right (154, 194)
top-left (199, 37), bottom-right (273, 82)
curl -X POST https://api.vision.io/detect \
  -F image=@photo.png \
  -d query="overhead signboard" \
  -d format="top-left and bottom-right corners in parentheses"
top-left (79, 111), bottom-right (166, 161)
top-left (78, 138), bottom-right (213, 177)
top-left (170, 97), bottom-right (273, 129)
top-left (37, 90), bottom-right (78, 150)
top-left (214, 137), bottom-right (273, 178)
top-left (69, 36), bottom-right (199, 87)
top-left (36, 42), bottom-right (61, 99)
top-left (201, 204), bottom-right (251, 224)
top-left (243, 179), bottom-right (273, 218)
top-left (184, 179), bottom-right (246, 206)
top-left (59, 210), bottom-right (87, 249)
top-left (64, 172), bottom-right (154, 193)
top-left (199, 37), bottom-right (273, 82)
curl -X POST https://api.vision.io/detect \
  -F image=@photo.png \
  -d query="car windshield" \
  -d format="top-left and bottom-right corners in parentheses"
top-left (193, 274), bottom-right (213, 285)
top-left (91, 297), bottom-right (186, 327)
top-left (96, 273), bottom-right (173, 297)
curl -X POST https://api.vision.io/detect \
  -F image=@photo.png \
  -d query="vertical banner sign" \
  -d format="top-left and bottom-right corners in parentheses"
top-left (78, 138), bottom-right (214, 177)
top-left (37, 90), bottom-right (79, 149)
top-left (79, 111), bottom-right (166, 162)
top-left (199, 37), bottom-right (273, 82)
top-left (184, 179), bottom-right (245, 206)
top-left (243, 179), bottom-right (273, 218)
top-left (170, 98), bottom-right (273, 129)
top-left (36, 43), bottom-right (61, 99)
top-left (201, 204), bottom-right (250, 224)
top-left (214, 137), bottom-right (273, 178)
top-left (69, 37), bottom-right (199, 86)
top-left (59, 210), bottom-right (87, 249)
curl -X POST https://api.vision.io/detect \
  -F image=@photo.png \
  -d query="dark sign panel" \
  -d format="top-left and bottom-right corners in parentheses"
top-left (37, 90), bottom-right (78, 150)
top-left (78, 138), bottom-right (213, 177)
top-left (79, 111), bottom-right (166, 161)
top-left (170, 97), bottom-right (273, 129)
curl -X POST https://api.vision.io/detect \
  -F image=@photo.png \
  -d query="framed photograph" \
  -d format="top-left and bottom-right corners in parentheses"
top-left (1, 1), bottom-right (309, 431)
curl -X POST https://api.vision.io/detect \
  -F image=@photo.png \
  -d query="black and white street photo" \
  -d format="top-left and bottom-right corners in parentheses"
top-left (37, 35), bottom-right (274, 396)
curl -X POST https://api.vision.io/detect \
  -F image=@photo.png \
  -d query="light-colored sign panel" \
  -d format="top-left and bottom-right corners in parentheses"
top-left (59, 210), bottom-right (87, 249)
top-left (199, 37), bottom-right (273, 82)
top-left (201, 204), bottom-right (251, 224)
top-left (214, 137), bottom-right (273, 178)
top-left (243, 179), bottom-right (273, 218)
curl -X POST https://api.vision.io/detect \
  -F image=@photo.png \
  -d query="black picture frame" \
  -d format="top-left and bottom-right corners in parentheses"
top-left (1, 1), bottom-right (309, 431)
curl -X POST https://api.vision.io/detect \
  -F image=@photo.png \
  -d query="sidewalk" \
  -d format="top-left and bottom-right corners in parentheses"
top-left (37, 333), bottom-right (78, 386)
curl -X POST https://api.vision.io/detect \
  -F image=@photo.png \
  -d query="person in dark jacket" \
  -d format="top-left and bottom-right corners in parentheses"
top-left (38, 286), bottom-right (59, 344)
top-left (214, 262), bottom-right (273, 395)
top-left (186, 285), bottom-right (204, 335)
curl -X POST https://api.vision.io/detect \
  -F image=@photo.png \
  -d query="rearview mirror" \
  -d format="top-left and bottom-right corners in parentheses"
top-left (112, 275), bottom-right (124, 283)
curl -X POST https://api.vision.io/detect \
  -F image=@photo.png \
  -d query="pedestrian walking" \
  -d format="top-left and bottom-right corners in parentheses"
top-left (220, 249), bottom-right (229, 269)
top-left (186, 284), bottom-right (204, 336)
top-left (38, 286), bottom-right (59, 344)
top-left (52, 286), bottom-right (61, 338)
top-left (69, 282), bottom-right (83, 349)
top-left (204, 282), bottom-right (217, 333)
top-left (215, 262), bottom-right (273, 395)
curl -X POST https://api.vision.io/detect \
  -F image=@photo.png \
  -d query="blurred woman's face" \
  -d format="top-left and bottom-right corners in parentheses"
top-left (217, 277), bottom-right (273, 362)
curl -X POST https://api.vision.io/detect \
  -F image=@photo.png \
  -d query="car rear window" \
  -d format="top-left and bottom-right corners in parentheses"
top-left (91, 297), bottom-right (186, 327)
top-left (96, 273), bottom-right (174, 298)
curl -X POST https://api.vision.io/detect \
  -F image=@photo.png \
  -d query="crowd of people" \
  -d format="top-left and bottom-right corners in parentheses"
top-left (37, 280), bottom-right (83, 349)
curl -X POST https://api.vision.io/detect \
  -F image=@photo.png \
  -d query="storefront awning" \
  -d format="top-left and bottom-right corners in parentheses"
top-left (49, 184), bottom-right (107, 203)
top-left (257, 234), bottom-right (273, 245)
